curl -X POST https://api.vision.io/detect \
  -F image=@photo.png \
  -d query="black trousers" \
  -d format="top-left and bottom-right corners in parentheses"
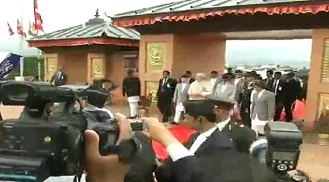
top-left (157, 99), bottom-right (172, 123)
top-left (283, 101), bottom-right (294, 122)
top-left (274, 100), bottom-right (294, 122)
top-left (274, 103), bottom-right (283, 121)
top-left (240, 109), bottom-right (251, 128)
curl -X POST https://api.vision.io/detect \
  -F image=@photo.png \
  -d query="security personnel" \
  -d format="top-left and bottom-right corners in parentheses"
top-left (207, 95), bottom-right (257, 154)
top-left (238, 71), bottom-right (255, 128)
top-left (153, 99), bottom-right (275, 182)
top-left (155, 99), bottom-right (238, 182)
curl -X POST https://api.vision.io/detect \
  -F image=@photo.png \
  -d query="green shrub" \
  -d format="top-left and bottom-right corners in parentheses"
top-left (7, 56), bottom-right (44, 80)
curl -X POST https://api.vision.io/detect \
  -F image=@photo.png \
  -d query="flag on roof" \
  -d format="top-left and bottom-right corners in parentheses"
top-left (16, 19), bottom-right (25, 37)
top-left (34, 0), bottom-right (44, 32)
top-left (28, 22), bottom-right (37, 36)
top-left (7, 22), bottom-right (14, 36)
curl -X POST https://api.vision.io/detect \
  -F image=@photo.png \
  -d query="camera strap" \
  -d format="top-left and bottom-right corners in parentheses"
top-left (73, 100), bottom-right (86, 182)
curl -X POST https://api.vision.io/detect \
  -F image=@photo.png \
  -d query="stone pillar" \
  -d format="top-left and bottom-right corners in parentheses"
top-left (305, 29), bottom-right (329, 131)
top-left (44, 53), bottom-right (58, 82)
top-left (138, 33), bottom-right (226, 99)
top-left (171, 33), bottom-right (226, 78)
top-left (87, 53), bottom-right (106, 84)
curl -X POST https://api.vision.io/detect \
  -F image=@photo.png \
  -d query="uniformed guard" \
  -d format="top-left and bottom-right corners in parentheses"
top-left (206, 95), bottom-right (257, 154)
top-left (237, 71), bottom-right (255, 128)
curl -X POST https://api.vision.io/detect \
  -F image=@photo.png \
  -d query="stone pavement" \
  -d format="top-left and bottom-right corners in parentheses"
top-left (1, 105), bottom-right (328, 181)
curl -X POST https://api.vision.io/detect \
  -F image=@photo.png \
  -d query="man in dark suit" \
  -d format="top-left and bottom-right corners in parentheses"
top-left (207, 95), bottom-right (257, 154)
top-left (186, 70), bottom-right (195, 83)
top-left (272, 71), bottom-right (284, 121)
top-left (263, 70), bottom-right (274, 91)
top-left (238, 72), bottom-right (255, 128)
top-left (156, 70), bottom-right (177, 122)
top-left (142, 101), bottom-right (275, 182)
top-left (50, 66), bottom-right (68, 86)
top-left (280, 72), bottom-right (302, 122)
top-left (153, 99), bottom-right (236, 182)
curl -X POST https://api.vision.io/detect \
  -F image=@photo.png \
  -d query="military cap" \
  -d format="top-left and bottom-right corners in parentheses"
top-left (244, 71), bottom-right (254, 78)
top-left (183, 100), bottom-right (216, 122)
top-left (206, 95), bottom-right (235, 111)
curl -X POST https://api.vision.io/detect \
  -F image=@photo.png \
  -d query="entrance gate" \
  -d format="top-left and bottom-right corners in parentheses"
top-left (113, 0), bottom-right (329, 130)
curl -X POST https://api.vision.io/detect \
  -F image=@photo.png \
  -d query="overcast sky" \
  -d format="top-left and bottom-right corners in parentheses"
top-left (0, 0), bottom-right (312, 65)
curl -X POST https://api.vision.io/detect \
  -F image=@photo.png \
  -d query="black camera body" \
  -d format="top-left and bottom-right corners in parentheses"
top-left (0, 81), bottom-right (141, 182)
top-left (251, 122), bottom-right (304, 181)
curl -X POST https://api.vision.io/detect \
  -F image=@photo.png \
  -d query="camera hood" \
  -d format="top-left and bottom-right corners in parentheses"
top-left (0, 81), bottom-right (109, 108)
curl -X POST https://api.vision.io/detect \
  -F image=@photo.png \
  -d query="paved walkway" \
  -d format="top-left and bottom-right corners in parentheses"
top-left (1, 105), bottom-right (328, 181)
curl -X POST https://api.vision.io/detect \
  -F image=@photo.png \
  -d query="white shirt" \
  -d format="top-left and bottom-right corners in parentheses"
top-left (273, 79), bottom-right (280, 95)
top-left (189, 126), bottom-right (217, 154)
top-left (217, 118), bottom-right (231, 131)
top-left (234, 78), bottom-right (241, 86)
top-left (253, 89), bottom-right (265, 121)
top-left (221, 83), bottom-right (227, 92)
top-left (188, 81), bottom-right (207, 100)
top-left (210, 78), bottom-right (217, 88)
top-left (181, 83), bottom-right (187, 92)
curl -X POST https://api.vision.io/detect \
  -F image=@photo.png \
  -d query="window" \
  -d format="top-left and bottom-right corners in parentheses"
top-left (124, 57), bottom-right (138, 69)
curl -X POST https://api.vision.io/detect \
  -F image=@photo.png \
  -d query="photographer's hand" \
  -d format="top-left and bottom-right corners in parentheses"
top-left (84, 130), bottom-right (129, 182)
top-left (141, 117), bottom-right (179, 148)
top-left (84, 113), bottom-right (132, 182)
top-left (115, 113), bottom-right (133, 144)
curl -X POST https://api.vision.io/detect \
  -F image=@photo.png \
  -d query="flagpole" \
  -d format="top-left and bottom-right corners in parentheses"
top-left (19, 0), bottom-right (24, 78)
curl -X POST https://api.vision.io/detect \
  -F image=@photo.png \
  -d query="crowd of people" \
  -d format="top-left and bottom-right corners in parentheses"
top-left (33, 66), bottom-right (310, 181)
top-left (147, 68), bottom-right (303, 135)
top-left (114, 68), bottom-right (309, 182)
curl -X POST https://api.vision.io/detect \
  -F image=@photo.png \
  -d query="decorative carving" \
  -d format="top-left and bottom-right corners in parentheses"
top-left (146, 81), bottom-right (158, 102)
top-left (321, 39), bottom-right (329, 82)
top-left (92, 65), bottom-right (102, 78)
top-left (314, 93), bottom-right (329, 133)
top-left (317, 94), bottom-right (329, 119)
top-left (44, 55), bottom-right (58, 81)
top-left (90, 58), bottom-right (104, 79)
top-left (48, 65), bottom-right (56, 74)
top-left (146, 43), bottom-right (166, 72)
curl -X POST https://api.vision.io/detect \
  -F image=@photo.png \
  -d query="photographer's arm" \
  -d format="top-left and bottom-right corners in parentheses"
top-left (85, 130), bottom-right (129, 182)
top-left (85, 113), bottom-right (132, 182)
top-left (142, 117), bottom-right (201, 182)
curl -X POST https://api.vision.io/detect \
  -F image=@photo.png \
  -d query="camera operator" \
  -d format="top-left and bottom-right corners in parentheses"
top-left (84, 113), bottom-right (132, 182)
top-left (83, 112), bottom-right (275, 182)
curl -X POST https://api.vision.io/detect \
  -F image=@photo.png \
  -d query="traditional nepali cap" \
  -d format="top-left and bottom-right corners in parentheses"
top-left (183, 100), bottom-right (216, 122)
top-left (206, 95), bottom-right (235, 111)
top-left (221, 73), bottom-right (230, 79)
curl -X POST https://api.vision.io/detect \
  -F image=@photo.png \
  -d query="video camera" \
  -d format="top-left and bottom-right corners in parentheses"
top-left (250, 122), bottom-right (303, 181)
top-left (0, 81), bottom-right (142, 182)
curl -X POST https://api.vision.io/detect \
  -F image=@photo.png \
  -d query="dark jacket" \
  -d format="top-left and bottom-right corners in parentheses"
top-left (156, 77), bottom-right (177, 100)
top-left (124, 132), bottom-right (156, 182)
top-left (122, 76), bottom-right (141, 97)
top-left (281, 78), bottom-right (302, 103)
top-left (263, 78), bottom-right (274, 91)
top-left (222, 120), bottom-right (257, 153)
top-left (50, 71), bottom-right (67, 86)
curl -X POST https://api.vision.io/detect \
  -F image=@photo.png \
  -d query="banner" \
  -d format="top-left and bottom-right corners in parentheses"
top-left (0, 52), bottom-right (23, 79)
